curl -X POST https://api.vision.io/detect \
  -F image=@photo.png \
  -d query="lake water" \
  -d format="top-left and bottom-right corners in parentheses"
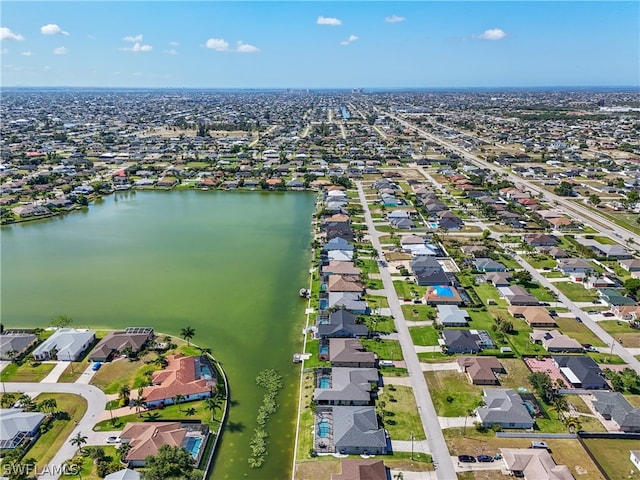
top-left (1, 190), bottom-right (316, 479)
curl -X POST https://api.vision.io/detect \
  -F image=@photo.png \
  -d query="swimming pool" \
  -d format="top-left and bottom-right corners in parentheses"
top-left (318, 377), bottom-right (330, 388)
top-left (433, 285), bottom-right (454, 297)
top-left (184, 436), bottom-right (202, 458)
top-left (317, 419), bottom-right (331, 438)
top-left (319, 299), bottom-right (328, 310)
top-left (319, 344), bottom-right (329, 355)
top-left (524, 400), bottom-right (536, 415)
top-left (200, 364), bottom-right (213, 379)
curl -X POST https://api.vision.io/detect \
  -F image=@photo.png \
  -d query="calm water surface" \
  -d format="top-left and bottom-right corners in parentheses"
top-left (1, 190), bottom-right (316, 479)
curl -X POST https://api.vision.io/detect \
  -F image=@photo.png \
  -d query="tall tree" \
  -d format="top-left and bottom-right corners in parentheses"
top-left (70, 432), bottom-right (88, 454)
top-left (205, 394), bottom-right (224, 422)
top-left (119, 385), bottom-right (131, 406)
top-left (181, 326), bottom-right (195, 346)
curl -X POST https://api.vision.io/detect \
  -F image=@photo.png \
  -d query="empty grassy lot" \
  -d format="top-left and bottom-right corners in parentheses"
top-left (554, 281), bottom-right (599, 302)
top-left (361, 339), bottom-right (404, 361)
top-left (1, 362), bottom-right (56, 382)
top-left (424, 370), bottom-right (483, 417)
top-left (409, 326), bottom-right (440, 345)
top-left (381, 385), bottom-right (426, 441)
top-left (598, 320), bottom-right (640, 348)
top-left (89, 353), bottom-right (157, 394)
top-left (581, 438), bottom-right (636, 480)
top-left (554, 317), bottom-right (606, 347)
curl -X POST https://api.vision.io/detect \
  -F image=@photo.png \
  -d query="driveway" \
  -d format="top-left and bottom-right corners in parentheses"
top-left (420, 362), bottom-right (459, 372)
top-left (4, 382), bottom-right (107, 480)
top-left (40, 362), bottom-right (69, 383)
top-left (75, 362), bottom-right (100, 385)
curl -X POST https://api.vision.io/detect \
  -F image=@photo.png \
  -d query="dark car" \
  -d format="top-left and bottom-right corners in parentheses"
top-left (458, 455), bottom-right (476, 463)
top-left (476, 454), bottom-right (494, 462)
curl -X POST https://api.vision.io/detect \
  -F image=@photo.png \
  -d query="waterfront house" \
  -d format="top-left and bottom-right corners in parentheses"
top-left (329, 338), bottom-right (376, 368)
top-left (316, 310), bottom-right (369, 339)
top-left (476, 389), bottom-right (535, 429)
top-left (322, 261), bottom-right (361, 278)
top-left (88, 328), bottom-right (153, 362)
top-left (141, 354), bottom-right (214, 408)
top-left (327, 292), bottom-right (368, 314)
top-left (32, 328), bottom-right (95, 361)
top-left (313, 367), bottom-right (379, 406)
top-left (0, 331), bottom-right (38, 361)
top-left (332, 406), bottom-right (388, 455)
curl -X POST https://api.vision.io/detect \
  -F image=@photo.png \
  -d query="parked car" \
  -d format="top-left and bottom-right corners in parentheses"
top-left (602, 312), bottom-right (615, 317)
top-left (476, 454), bottom-right (494, 462)
top-left (92, 362), bottom-right (102, 371)
top-left (106, 436), bottom-right (120, 444)
top-left (458, 455), bottom-right (476, 463)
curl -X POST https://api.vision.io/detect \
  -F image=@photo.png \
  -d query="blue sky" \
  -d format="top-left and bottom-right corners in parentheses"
top-left (1, 1), bottom-right (638, 88)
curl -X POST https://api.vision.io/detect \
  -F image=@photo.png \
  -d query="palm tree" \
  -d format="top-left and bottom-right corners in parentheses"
top-left (564, 416), bottom-right (582, 434)
top-left (119, 385), bottom-right (131, 406)
top-left (70, 432), bottom-right (88, 454)
top-left (38, 398), bottom-right (57, 414)
top-left (0, 393), bottom-right (16, 408)
top-left (205, 394), bottom-right (224, 423)
top-left (173, 394), bottom-right (185, 411)
top-left (551, 395), bottom-right (569, 420)
top-left (181, 326), bottom-right (195, 346)
top-left (185, 407), bottom-right (196, 417)
top-left (131, 397), bottom-right (147, 418)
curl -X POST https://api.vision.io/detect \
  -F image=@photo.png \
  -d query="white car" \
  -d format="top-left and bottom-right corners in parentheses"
top-left (106, 436), bottom-right (120, 444)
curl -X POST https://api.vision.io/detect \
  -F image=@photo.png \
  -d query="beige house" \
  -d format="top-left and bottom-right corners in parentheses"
top-left (499, 448), bottom-right (574, 480)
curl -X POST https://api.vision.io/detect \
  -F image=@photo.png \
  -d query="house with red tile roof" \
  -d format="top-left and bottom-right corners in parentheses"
top-left (142, 354), bottom-right (213, 408)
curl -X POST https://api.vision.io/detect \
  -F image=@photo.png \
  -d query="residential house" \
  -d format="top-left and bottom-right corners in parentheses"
top-left (524, 234), bottom-right (559, 247)
top-left (476, 389), bottom-right (535, 429)
top-left (599, 288), bottom-right (636, 307)
top-left (485, 272), bottom-right (513, 287)
top-left (104, 469), bottom-right (141, 480)
top-left (390, 217), bottom-right (415, 229)
top-left (88, 328), bottom-right (153, 362)
top-left (0, 331), bottom-right (38, 361)
top-left (457, 356), bottom-right (505, 385)
top-left (332, 406), bottom-right (388, 455)
top-left (316, 310), bottom-right (369, 339)
top-left (415, 269), bottom-right (452, 287)
top-left (499, 448), bottom-right (575, 480)
top-left (141, 354), bottom-right (214, 408)
top-left (576, 238), bottom-right (632, 259)
top-left (499, 285), bottom-right (539, 306)
top-left (631, 451), bottom-right (640, 472)
top-left (619, 258), bottom-right (640, 273)
top-left (530, 330), bottom-right (584, 352)
top-left (437, 210), bottom-right (464, 230)
top-left (327, 275), bottom-right (365, 294)
top-left (322, 261), bottom-right (361, 278)
top-left (327, 250), bottom-right (355, 262)
top-left (329, 338), bottom-right (376, 368)
top-left (327, 292), bottom-right (368, 314)
top-left (474, 258), bottom-right (507, 272)
top-left (323, 237), bottom-right (355, 252)
top-left (331, 459), bottom-right (388, 480)
top-left (32, 328), bottom-right (95, 361)
top-left (119, 422), bottom-right (208, 467)
top-left (436, 305), bottom-right (470, 327)
top-left (557, 258), bottom-right (592, 276)
top-left (552, 356), bottom-right (609, 389)
top-left (610, 305), bottom-right (640, 321)
top-left (424, 285), bottom-right (464, 305)
top-left (441, 330), bottom-right (482, 354)
top-left (313, 367), bottom-right (379, 406)
top-left (509, 306), bottom-right (557, 328)
top-left (591, 391), bottom-right (640, 432)
top-left (0, 408), bottom-right (46, 449)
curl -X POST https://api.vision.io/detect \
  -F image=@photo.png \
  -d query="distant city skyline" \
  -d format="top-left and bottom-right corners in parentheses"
top-left (1, 1), bottom-right (638, 89)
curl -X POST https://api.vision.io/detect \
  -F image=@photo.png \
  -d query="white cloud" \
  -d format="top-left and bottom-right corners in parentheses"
top-left (205, 38), bottom-right (229, 51)
top-left (121, 42), bottom-right (152, 52)
top-left (41, 24), bottom-right (69, 36)
top-left (317, 16), bottom-right (342, 26)
top-left (236, 41), bottom-right (259, 53)
top-left (384, 15), bottom-right (405, 23)
top-left (1, 27), bottom-right (24, 41)
top-left (21, 50), bottom-right (32, 56)
top-left (164, 48), bottom-right (178, 55)
top-left (478, 28), bottom-right (507, 40)
top-left (340, 34), bottom-right (359, 46)
top-left (53, 46), bottom-right (68, 55)
top-left (123, 34), bottom-right (143, 42)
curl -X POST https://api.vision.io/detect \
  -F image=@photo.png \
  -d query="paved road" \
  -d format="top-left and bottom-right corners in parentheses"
top-left (510, 251), bottom-right (640, 373)
top-left (356, 181), bottom-right (457, 480)
top-left (382, 109), bottom-right (640, 247)
top-left (5, 382), bottom-right (107, 480)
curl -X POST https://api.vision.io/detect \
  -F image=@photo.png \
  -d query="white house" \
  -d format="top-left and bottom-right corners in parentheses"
top-left (32, 328), bottom-right (95, 361)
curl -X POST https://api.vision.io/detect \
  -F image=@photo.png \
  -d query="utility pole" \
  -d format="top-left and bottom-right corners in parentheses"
top-left (410, 431), bottom-right (414, 461)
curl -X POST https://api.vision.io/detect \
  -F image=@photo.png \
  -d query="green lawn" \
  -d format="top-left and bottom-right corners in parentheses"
top-left (417, 351), bottom-right (450, 362)
top-left (554, 281), bottom-right (599, 302)
top-left (409, 326), bottom-right (440, 346)
top-left (554, 317), bottom-right (607, 347)
top-left (498, 358), bottom-right (534, 391)
top-left (402, 304), bottom-right (436, 321)
top-left (28, 393), bottom-right (88, 471)
top-left (93, 398), bottom-right (218, 431)
top-left (393, 281), bottom-right (427, 300)
top-left (1, 362), bottom-right (55, 382)
top-left (541, 271), bottom-right (566, 278)
top-left (57, 362), bottom-right (87, 383)
top-left (424, 370), bottom-right (483, 416)
top-left (361, 339), bottom-right (404, 361)
top-left (523, 255), bottom-right (557, 269)
top-left (89, 353), bottom-right (158, 394)
top-left (302, 339), bottom-right (329, 370)
top-left (363, 315), bottom-right (396, 335)
top-left (380, 385), bottom-right (426, 441)
top-left (582, 438), bottom-right (640, 480)
top-left (598, 320), bottom-right (640, 348)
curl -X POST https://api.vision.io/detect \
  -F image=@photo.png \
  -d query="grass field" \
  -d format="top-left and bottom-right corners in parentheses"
top-left (57, 362), bottom-right (86, 383)
top-left (401, 304), bottom-right (436, 321)
top-left (28, 393), bottom-right (88, 471)
top-left (424, 370), bottom-right (483, 416)
top-left (598, 320), bottom-right (640, 348)
top-left (1, 362), bottom-right (56, 382)
top-left (361, 339), bottom-right (404, 361)
top-left (89, 353), bottom-right (157, 394)
top-left (523, 254), bottom-right (557, 269)
top-left (554, 281), bottom-right (599, 302)
top-left (581, 438), bottom-right (636, 480)
top-left (409, 326), bottom-right (440, 345)
top-left (554, 317), bottom-right (607, 347)
top-left (381, 385), bottom-right (426, 441)
top-left (498, 358), bottom-right (534, 391)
